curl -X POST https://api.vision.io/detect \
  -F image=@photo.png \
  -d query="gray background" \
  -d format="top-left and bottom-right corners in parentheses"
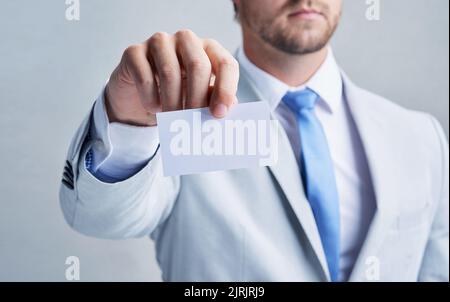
top-left (0, 0), bottom-right (448, 281)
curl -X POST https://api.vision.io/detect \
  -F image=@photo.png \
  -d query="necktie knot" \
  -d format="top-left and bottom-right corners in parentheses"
top-left (282, 88), bottom-right (319, 113)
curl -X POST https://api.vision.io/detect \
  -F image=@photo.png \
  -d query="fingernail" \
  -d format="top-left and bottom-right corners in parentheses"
top-left (213, 104), bottom-right (228, 118)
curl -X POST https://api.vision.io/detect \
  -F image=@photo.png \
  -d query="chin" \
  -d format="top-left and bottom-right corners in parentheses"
top-left (292, 32), bottom-right (325, 46)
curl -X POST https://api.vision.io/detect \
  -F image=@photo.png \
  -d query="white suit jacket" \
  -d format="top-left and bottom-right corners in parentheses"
top-left (60, 63), bottom-right (449, 282)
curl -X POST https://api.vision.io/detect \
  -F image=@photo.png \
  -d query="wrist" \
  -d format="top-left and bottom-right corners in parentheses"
top-left (104, 85), bottom-right (157, 127)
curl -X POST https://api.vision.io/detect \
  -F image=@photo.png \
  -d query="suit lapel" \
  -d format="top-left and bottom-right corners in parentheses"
top-left (237, 56), bottom-right (404, 281)
top-left (341, 73), bottom-right (400, 281)
top-left (237, 64), bottom-right (331, 281)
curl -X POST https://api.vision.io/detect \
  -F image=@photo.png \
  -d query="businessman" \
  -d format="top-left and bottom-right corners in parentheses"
top-left (60, 0), bottom-right (449, 281)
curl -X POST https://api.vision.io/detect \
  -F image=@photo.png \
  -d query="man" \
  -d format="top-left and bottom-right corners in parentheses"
top-left (60, 0), bottom-right (449, 281)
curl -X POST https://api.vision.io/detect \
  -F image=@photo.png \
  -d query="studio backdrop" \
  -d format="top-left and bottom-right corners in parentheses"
top-left (0, 0), bottom-right (448, 281)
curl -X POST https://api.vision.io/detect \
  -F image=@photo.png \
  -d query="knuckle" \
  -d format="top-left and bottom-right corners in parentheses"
top-left (187, 58), bottom-right (212, 74)
top-left (159, 65), bottom-right (178, 81)
top-left (136, 75), bottom-right (153, 86)
top-left (148, 32), bottom-right (169, 47)
top-left (205, 38), bottom-right (220, 47)
top-left (176, 29), bottom-right (196, 40)
top-left (123, 44), bottom-right (142, 59)
top-left (218, 57), bottom-right (239, 70)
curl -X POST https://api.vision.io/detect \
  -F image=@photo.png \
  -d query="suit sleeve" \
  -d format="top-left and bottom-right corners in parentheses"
top-left (59, 95), bottom-right (180, 240)
top-left (418, 116), bottom-right (449, 282)
top-left (87, 89), bottom-right (161, 182)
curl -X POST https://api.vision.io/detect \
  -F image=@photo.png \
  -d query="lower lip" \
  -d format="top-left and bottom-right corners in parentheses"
top-left (288, 12), bottom-right (323, 20)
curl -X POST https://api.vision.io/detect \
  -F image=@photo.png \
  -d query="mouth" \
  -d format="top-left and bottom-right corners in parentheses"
top-left (288, 8), bottom-right (325, 20)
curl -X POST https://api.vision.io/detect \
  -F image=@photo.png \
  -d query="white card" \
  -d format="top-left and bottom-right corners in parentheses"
top-left (156, 102), bottom-right (279, 176)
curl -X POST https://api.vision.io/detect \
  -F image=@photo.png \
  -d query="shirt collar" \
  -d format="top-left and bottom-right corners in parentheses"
top-left (237, 47), bottom-right (343, 113)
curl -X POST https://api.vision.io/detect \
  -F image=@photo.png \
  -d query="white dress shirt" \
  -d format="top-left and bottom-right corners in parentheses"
top-left (88, 47), bottom-right (376, 281)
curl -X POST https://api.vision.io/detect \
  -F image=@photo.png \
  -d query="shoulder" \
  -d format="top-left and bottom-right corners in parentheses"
top-left (357, 85), bottom-right (435, 128)
top-left (347, 77), bottom-right (448, 196)
top-left (344, 75), bottom-right (447, 148)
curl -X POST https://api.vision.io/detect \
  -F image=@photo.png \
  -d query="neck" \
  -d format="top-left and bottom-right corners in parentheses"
top-left (242, 29), bottom-right (328, 87)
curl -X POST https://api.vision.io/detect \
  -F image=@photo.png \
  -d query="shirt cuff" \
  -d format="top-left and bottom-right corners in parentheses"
top-left (88, 88), bottom-right (159, 181)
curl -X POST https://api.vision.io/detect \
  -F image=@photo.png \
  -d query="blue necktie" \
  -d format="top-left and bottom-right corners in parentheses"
top-left (283, 89), bottom-right (340, 282)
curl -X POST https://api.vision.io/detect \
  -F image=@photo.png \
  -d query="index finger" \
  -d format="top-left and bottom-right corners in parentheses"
top-left (203, 39), bottom-right (240, 118)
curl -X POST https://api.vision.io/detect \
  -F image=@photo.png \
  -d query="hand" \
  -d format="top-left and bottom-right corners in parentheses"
top-left (105, 30), bottom-right (240, 127)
